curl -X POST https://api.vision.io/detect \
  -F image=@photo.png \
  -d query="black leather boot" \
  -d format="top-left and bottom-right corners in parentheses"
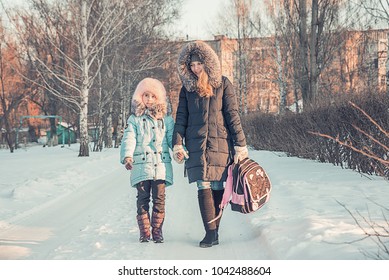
top-left (212, 189), bottom-right (224, 243)
top-left (198, 189), bottom-right (218, 248)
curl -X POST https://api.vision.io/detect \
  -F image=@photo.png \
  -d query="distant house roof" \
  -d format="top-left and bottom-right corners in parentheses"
top-left (45, 122), bottom-right (76, 132)
top-left (59, 122), bottom-right (76, 131)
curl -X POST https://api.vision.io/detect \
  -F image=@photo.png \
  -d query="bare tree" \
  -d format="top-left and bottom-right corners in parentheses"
top-left (310, 101), bottom-right (389, 169)
top-left (297, 0), bottom-right (310, 107)
top-left (295, 0), bottom-right (345, 108)
top-left (4, 0), bottom-right (179, 156)
top-left (357, 0), bottom-right (389, 23)
top-left (0, 23), bottom-right (30, 152)
top-left (213, 0), bottom-right (262, 114)
top-left (4, 0), bottom-right (180, 156)
top-left (264, 1), bottom-right (361, 111)
top-left (264, 0), bottom-right (295, 113)
top-left (310, 101), bottom-right (389, 259)
top-left (338, 200), bottom-right (389, 260)
top-left (356, 0), bottom-right (389, 94)
top-left (92, 0), bottom-right (181, 151)
top-left (4, 0), bottom-right (130, 156)
top-left (3, 0), bottom-right (78, 147)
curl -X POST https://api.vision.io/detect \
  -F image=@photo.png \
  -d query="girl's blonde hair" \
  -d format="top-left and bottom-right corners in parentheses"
top-left (196, 70), bottom-right (213, 98)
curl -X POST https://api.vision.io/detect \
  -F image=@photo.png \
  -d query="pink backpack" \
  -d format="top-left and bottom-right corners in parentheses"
top-left (210, 158), bottom-right (271, 223)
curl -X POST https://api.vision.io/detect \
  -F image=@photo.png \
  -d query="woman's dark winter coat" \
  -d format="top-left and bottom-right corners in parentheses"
top-left (173, 41), bottom-right (246, 183)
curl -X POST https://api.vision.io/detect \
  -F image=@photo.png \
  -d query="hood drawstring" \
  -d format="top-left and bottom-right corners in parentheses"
top-left (159, 119), bottom-right (165, 130)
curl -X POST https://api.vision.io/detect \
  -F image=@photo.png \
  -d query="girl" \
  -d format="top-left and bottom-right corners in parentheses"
top-left (120, 77), bottom-right (174, 243)
top-left (172, 41), bottom-right (249, 248)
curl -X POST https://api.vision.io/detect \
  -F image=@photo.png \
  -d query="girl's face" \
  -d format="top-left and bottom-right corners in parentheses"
top-left (190, 61), bottom-right (204, 77)
top-left (142, 91), bottom-right (157, 108)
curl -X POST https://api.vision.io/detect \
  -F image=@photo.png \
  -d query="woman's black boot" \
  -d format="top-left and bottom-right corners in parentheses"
top-left (198, 189), bottom-right (218, 248)
top-left (212, 189), bottom-right (224, 243)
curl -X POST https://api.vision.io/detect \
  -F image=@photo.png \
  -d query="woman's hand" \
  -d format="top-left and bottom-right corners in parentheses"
top-left (173, 145), bottom-right (189, 164)
top-left (234, 146), bottom-right (249, 164)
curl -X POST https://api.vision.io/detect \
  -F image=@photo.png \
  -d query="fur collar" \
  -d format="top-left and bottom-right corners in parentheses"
top-left (131, 78), bottom-right (168, 119)
top-left (177, 40), bottom-right (222, 92)
top-left (132, 100), bottom-right (167, 120)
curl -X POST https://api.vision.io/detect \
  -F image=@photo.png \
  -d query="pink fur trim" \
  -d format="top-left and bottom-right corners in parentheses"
top-left (131, 78), bottom-right (168, 117)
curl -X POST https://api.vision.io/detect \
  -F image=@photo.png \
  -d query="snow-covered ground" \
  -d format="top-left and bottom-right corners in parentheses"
top-left (1, 143), bottom-right (388, 278)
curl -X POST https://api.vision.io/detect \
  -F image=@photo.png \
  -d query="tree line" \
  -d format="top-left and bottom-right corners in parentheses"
top-left (1, 0), bottom-right (181, 155)
top-left (1, 0), bottom-right (388, 156)
top-left (213, 0), bottom-right (388, 114)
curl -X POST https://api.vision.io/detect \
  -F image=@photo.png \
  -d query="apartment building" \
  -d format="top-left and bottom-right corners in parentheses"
top-left (168, 29), bottom-right (388, 114)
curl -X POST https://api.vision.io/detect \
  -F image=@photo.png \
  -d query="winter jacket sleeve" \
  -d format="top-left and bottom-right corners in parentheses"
top-left (222, 77), bottom-right (246, 147)
top-left (165, 115), bottom-right (174, 150)
top-left (172, 87), bottom-right (188, 146)
top-left (120, 115), bottom-right (137, 164)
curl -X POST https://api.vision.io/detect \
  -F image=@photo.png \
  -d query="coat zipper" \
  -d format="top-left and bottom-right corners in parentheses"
top-left (203, 97), bottom-right (211, 180)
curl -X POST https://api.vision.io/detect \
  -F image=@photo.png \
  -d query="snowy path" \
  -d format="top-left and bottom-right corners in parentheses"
top-left (0, 150), bottom-right (275, 260)
top-left (0, 167), bottom-right (127, 259)
top-left (1, 171), bottom-right (271, 260)
top-left (1, 145), bottom-right (387, 260)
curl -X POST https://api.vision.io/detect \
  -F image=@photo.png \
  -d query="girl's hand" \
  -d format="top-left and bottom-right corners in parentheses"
top-left (124, 157), bottom-right (133, 170)
top-left (176, 152), bottom-right (184, 161)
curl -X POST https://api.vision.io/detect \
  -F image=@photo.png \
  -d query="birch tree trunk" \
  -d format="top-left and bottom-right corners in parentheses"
top-left (275, 36), bottom-right (287, 114)
top-left (387, 31), bottom-right (389, 95)
top-left (78, 0), bottom-right (90, 157)
top-left (299, 0), bottom-right (310, 108)
top-left (236, 0), bottom-right (244, 112)
top-left (309, 0), bottom-right (319, 104)
top-left (114, 65), bottom-right (125, 149)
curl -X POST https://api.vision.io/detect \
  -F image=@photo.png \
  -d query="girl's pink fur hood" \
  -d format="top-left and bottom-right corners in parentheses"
top-left (131, 78), bottom-right (168, 119)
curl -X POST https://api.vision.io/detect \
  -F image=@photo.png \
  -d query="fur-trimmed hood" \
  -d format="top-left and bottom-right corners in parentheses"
top-left (177, 40), bottom-right (222, 92)
top-left (131, 78), bottom-right (167, 119)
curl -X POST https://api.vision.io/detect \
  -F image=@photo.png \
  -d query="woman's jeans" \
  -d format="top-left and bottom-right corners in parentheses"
top-left (196, 180), bottom-right (224, 191)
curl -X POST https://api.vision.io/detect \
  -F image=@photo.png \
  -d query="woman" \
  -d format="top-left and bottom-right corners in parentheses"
top-left (172, 41), bottom-right (248, 248)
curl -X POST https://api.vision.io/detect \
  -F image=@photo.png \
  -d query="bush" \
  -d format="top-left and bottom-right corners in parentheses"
top-left (242, 94), bottom-right (389, 179)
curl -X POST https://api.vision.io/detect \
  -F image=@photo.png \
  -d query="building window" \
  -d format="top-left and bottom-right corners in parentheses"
top-left (373, 58), bottom-right (378, 68)
top-left (260, 81), bottom-right (270, 89)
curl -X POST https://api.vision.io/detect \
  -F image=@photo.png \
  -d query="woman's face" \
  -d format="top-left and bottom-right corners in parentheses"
top-left (142, 91), bottom-right (157, 108)
top-left (190, 61), bottom-right (204, 77)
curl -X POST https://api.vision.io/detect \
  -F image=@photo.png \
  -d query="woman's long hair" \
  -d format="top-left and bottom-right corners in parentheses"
top-left (196, 70), bottom-right (214, 98)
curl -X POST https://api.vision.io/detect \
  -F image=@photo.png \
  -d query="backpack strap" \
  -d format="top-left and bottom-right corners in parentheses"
top-left (221, 164), bottom-right (234, 208)
top-left (208, 163), bottom-right (234, 224)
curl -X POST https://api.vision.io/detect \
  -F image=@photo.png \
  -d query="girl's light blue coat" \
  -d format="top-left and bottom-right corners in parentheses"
top-left (120, 114), bottom-right (174, 187)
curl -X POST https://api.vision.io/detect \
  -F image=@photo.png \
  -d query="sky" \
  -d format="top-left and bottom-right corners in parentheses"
top-left (174, 0), bottom-right (226, 40)
top-left (0, 143), bottom-right (388, 279)
top-left (1, 0), bottom-right (226, 41)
